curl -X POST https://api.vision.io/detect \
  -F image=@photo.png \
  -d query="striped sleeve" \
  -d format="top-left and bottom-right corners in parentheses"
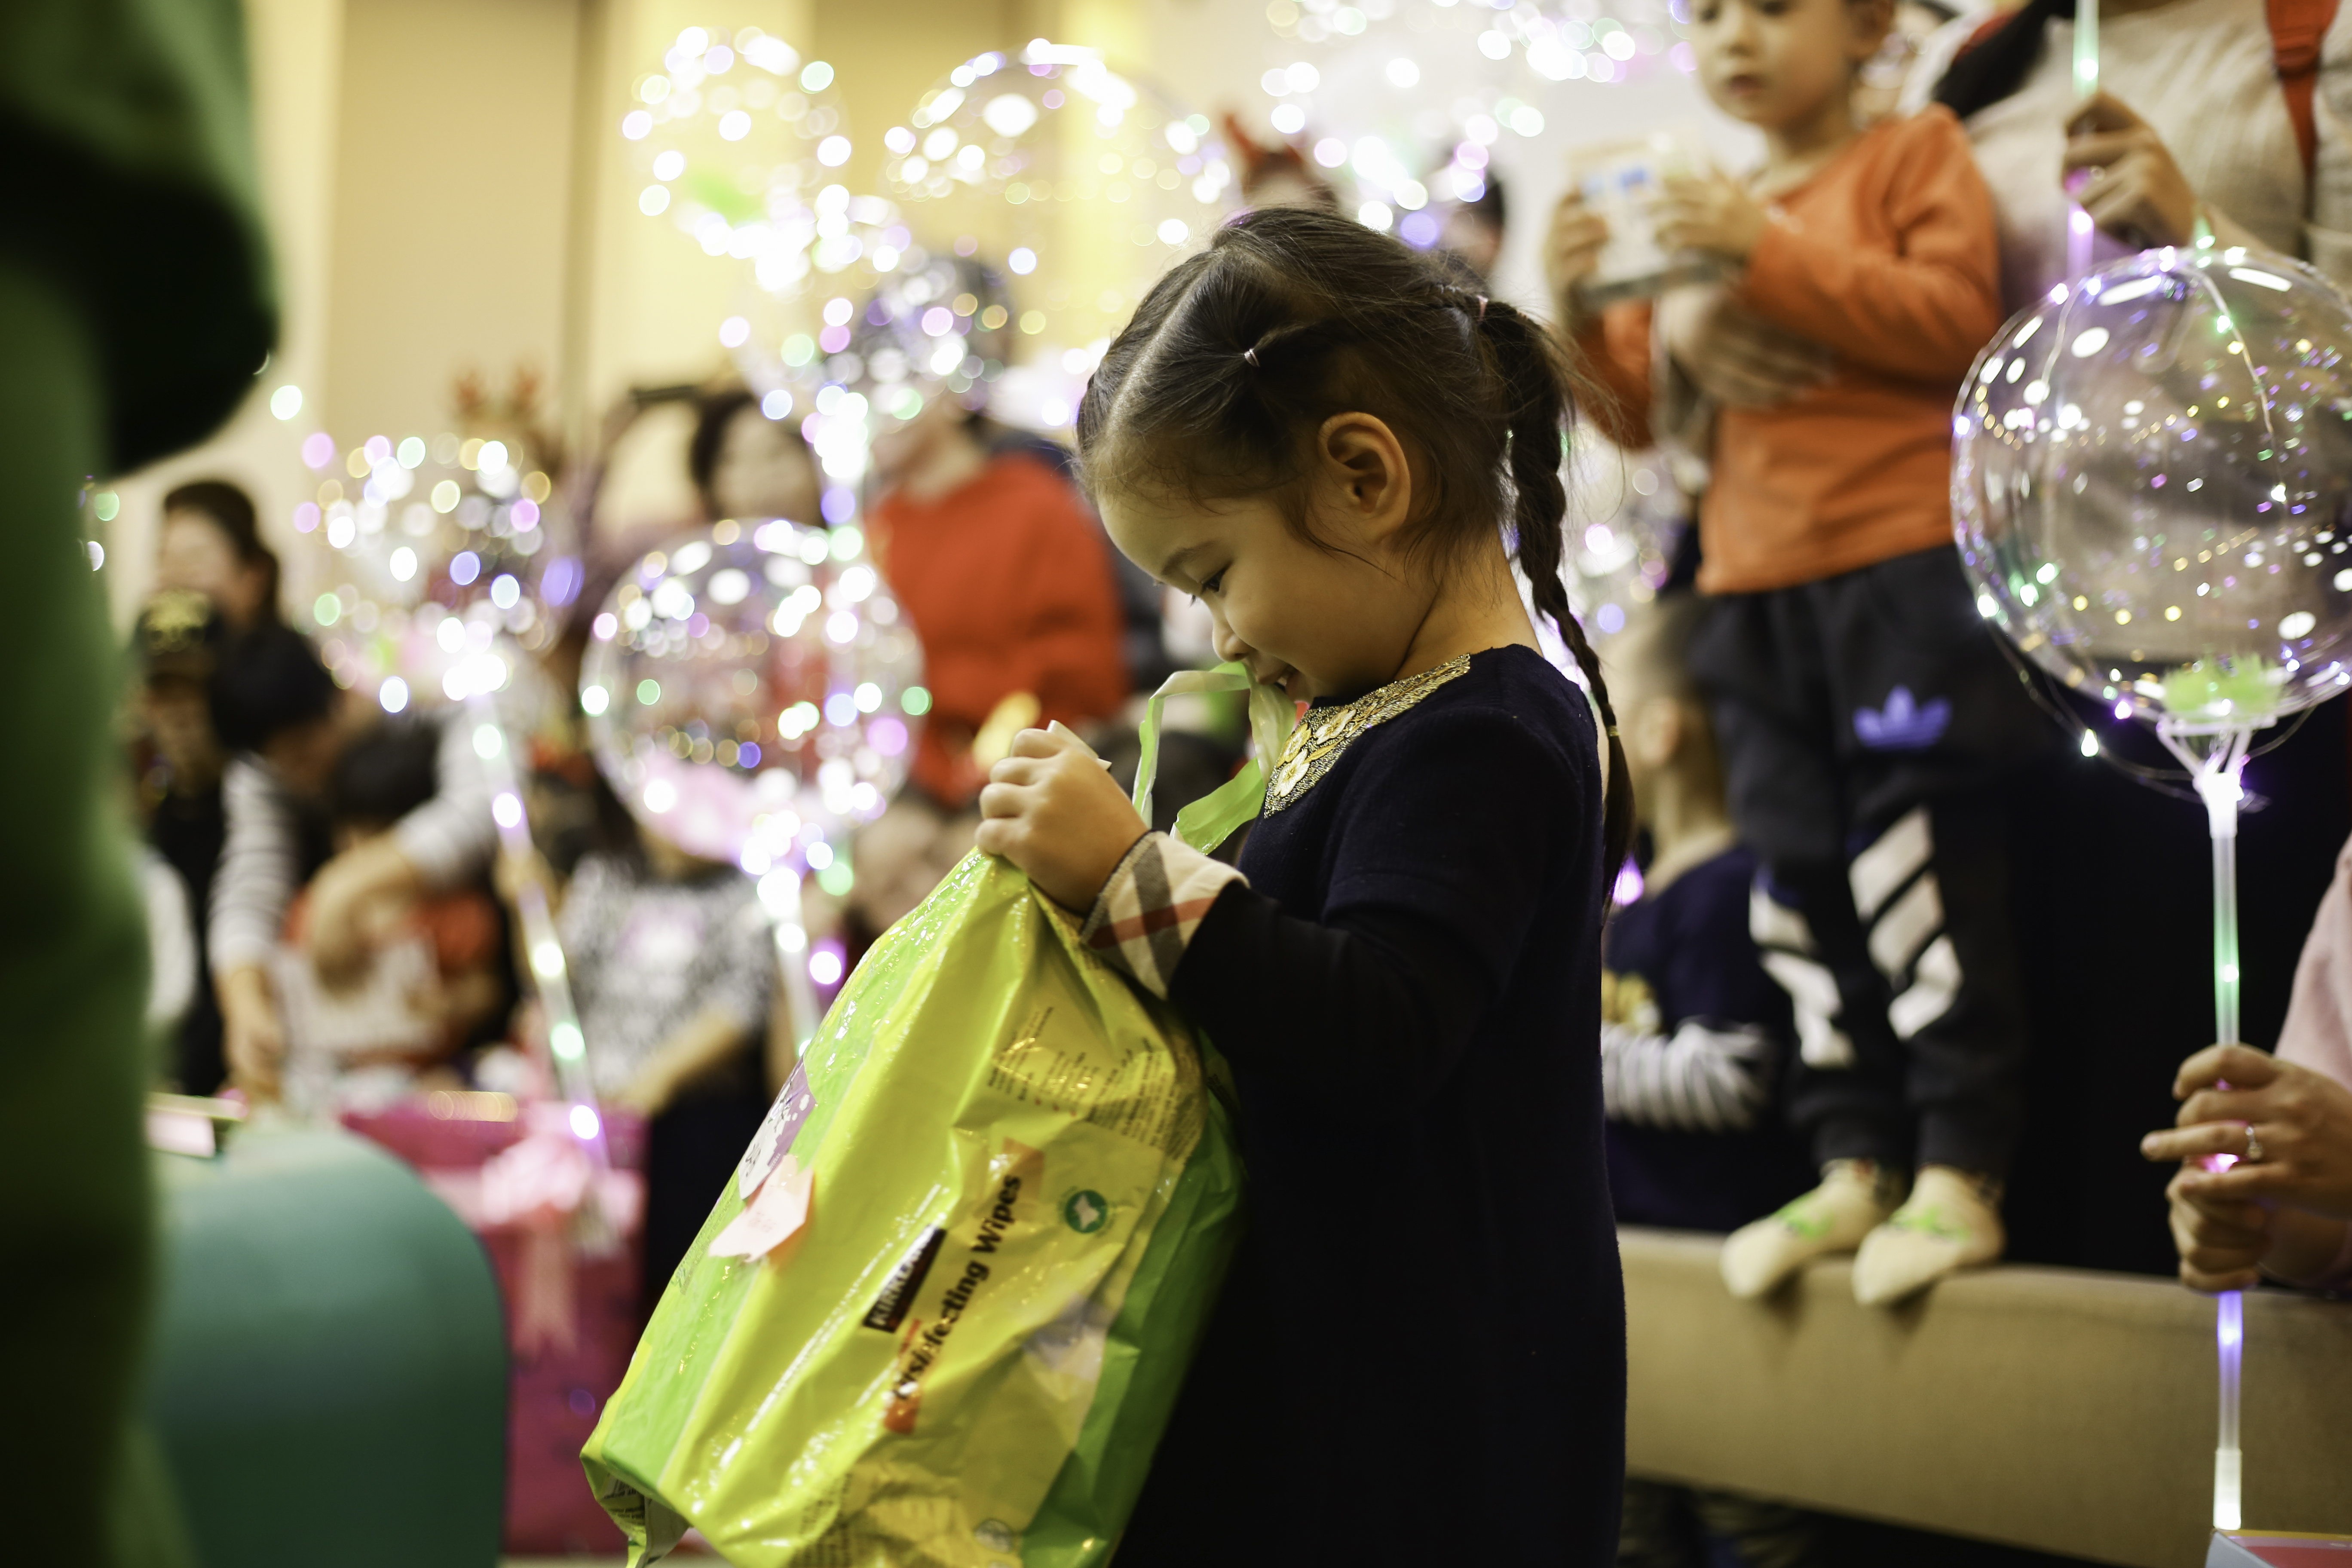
top-left (208, 755), bottom-right (302, 977)
top-left (1601, 1017), bottom-right (1775, 1133)
top-left (391, 713), bottom-right (498, 889)
top-left (1078, 831), bottom-right (1246, 999)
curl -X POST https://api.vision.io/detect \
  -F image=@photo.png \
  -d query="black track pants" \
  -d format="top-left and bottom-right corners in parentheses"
top-left (1690, 547), bottom-right (2046, 1176)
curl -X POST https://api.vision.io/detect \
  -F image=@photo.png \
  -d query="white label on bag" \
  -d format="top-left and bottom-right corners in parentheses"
top-left (738, 1061), bottom-right (816, 1199)
top-left (710, 1155), bottom-right (815, 1259)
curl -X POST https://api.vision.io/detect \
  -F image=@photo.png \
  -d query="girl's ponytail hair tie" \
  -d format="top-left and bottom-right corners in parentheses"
top-left (1242, 345), bottom-right (1261, 367)
top-left (1439, 286), bottom-right (1488, 327)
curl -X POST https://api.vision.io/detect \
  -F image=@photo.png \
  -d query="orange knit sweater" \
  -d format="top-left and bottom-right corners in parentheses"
top-left (1575, 106), bottom-right (2006, 595)
top-left (870, 452), bottom-right (1129, 804)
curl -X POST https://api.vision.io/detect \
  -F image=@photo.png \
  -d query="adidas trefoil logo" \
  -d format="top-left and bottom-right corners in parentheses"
top-left (1854, 686), bottom-right (1951, 751)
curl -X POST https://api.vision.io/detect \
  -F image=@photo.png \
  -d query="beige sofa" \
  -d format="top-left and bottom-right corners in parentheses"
top-left (1623, 1228), bottom-right (2352, 1567)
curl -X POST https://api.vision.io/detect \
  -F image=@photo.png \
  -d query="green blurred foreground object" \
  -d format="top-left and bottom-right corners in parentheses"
top-left (147, 1125), bottom-right (508, 1567)
top-left (584, 851), bottom-right (1245, 1567)
top-left (0, 0), bottom-right (275, 1556)
top-left (0, 248), bottom-right (162, 1561)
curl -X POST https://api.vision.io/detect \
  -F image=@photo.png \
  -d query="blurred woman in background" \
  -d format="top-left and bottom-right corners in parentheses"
top-left (689, 386), bottom-right (823, 527)
top-left (153, 478), bottom-right (280, 632)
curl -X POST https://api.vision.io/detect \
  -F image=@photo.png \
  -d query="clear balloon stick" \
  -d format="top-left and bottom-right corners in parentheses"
top-left (2069, 0), bottom-right (2098, 277)
top-left (2188, 732), bottom-right (2251, 1531)
top-left (2072, 0), bottom-right (2098, 97)
top-left (2216, 1289), bottom-right (2245, 1529)
top-left (758, 866), bottom-right (823, 1055)
top-left (2202, 759), bottom-right (2243, 1055)
top-left (465, 687), bottom-right (616, 1246)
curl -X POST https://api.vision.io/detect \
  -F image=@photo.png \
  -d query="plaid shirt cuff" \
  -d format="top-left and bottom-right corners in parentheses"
top-left (1079, 832), bottom-right (1246, 998)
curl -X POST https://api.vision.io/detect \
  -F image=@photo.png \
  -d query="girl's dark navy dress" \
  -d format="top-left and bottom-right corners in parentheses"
top-left (1122, 644), bottom-right (1626, 1565)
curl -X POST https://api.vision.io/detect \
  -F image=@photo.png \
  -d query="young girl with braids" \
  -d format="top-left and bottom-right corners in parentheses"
top-left (975, 206), bottom-right (1632, 1562)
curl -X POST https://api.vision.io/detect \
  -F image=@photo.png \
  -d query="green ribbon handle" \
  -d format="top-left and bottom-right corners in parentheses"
top-left (1131, 663), bottom-right (1298, 854)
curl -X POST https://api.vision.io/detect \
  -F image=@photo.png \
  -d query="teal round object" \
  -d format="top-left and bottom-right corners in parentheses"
top-left (145, 1126), bottom-right (506, 1567)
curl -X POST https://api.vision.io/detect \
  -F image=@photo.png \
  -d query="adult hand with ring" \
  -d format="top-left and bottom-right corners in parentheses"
top-left (2141, 1043), bottom-right (2352, 1291)
top-left (2141, 1043), bottom-right (2352, 1218)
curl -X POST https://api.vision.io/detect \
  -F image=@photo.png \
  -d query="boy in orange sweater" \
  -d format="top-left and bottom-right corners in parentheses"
top-left (1552, 0), bottom-right (2042, 1305)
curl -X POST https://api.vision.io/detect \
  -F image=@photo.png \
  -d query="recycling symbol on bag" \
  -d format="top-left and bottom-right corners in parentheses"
top-left (1062, 1190), bottom-right (1109, 1234)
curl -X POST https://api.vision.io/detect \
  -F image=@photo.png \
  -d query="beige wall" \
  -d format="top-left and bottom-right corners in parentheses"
top-left (572, 0), bottom-right (815, 442)
top-left (99, 0), bottom-right (346, 626)
top-left (324, 0), bottom-right (583, 449)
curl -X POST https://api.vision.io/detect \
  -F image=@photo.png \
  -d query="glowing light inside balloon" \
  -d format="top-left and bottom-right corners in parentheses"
top-left (292, 423), bottom-right (570, 711)
top-left (886, 45), bottom-right (1238, 376)
top-left (581, 521), bottom-right (923, 869)
top-left (622, 22), bottom-right (863, 298)
top-left (1954, 248), bottom-right (2352, 732)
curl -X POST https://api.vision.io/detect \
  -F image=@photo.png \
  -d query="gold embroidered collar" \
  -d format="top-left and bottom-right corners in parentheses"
top-left (1264, 654), bottom-right (1473, 814)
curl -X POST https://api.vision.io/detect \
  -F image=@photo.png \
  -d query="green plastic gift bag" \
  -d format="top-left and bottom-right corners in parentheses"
top-left (582, 668), bottom-right (1291, 1567)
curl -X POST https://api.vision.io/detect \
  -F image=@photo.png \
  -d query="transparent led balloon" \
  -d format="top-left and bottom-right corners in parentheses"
top-left (1254, 23), bottom-right (1553, 239)
top-left (724, 186), bottom-right (910, 425)
top-left (883, 44), bottom-right (1240, 393)
top-left (1268, 0), bottom-right (1684, 86)
top-left (720, 212), bottom-right (959, 501)
top-left (295, 428), bottom-right (603, 1130)
top-left (623, 24), bottom-right (853, 289)
top-left (1954, 246), bottom-right (2352, 735)
top-left (1256, 0), bottom-right (1687, 221)
top-left (580, 520), bottom-right (924, 875)
top-left (619, 24), bottom-right (923, 441)
top-left (1245, 0), bottom-right (1700, 260)
top-left (820, 251), bottom-right (1020, 453)
top-left (301, 430), bottom-right (578, 712)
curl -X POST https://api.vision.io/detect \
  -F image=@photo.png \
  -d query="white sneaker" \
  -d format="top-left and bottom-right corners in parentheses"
top-left (1851, 1165), bottom-right (2005, 1306)
top-left (1720, 1159), bottom-right (1905, 1299)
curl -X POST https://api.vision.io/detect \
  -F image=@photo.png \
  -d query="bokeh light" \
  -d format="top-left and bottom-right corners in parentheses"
top-left (1560, 444), bottom-right (1687, 648)
top-left (881, 43), bottom-right (1239, 399)
top-left (1252, 0), bottom-right (1685, 248)
top-left (715, 181), bottom-right (913, 451)
top-left (625, 24), bottom-right (851, 284)
top-left (1266, 0), bottom-right (1682, 86)
top-left (296, 427), bottom-right (576, 710)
